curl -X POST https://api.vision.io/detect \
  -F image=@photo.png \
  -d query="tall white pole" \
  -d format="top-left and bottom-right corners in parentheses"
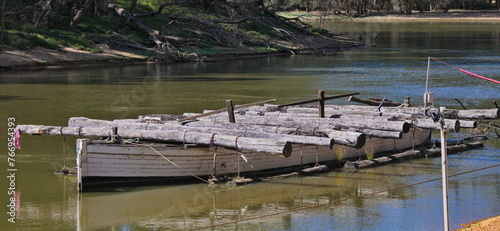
top-left (426, 56), bottom-right (431, 94)
top-left (424, 57), bottom-right (431, 112)
top-left (440, 107), bottom-right (450, 231)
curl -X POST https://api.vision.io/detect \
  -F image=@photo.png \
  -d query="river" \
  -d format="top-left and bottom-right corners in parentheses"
top-left (0, 21), bottom-right (499, 230)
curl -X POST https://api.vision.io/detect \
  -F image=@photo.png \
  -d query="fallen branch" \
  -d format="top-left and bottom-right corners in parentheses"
top-left (107, 3), bottom-right (177, 53)
top-left (133, 0), bottom-right (188, 17)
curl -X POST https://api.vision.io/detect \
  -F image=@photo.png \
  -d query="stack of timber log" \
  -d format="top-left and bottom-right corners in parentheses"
top-left (16, 100), bottom-right (498, 155)
top-left (14, 92), bottom-right (500, 190)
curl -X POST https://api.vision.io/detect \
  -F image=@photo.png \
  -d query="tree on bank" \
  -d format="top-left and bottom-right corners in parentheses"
top-left (1, 0), bottom-right (497, 54)
top-left (1, 0), bottom-right (339, 57)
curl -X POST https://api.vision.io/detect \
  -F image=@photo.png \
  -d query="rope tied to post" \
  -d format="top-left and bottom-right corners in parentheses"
top-left (430, 57), bottom-right (500, 84)
top-left (143, 144), bottom-right (209, 184)
top-left (60, 126), bottom-right (68, 170)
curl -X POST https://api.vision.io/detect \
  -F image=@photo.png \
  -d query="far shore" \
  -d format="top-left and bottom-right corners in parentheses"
top-left (292, 9), bottom-right (500, 23)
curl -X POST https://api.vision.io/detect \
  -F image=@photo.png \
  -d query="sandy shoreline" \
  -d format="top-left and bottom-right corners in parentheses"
top-left (456, 215), bottom-right (500, 231)
top-left (352, 10), bottom-right (500, 22)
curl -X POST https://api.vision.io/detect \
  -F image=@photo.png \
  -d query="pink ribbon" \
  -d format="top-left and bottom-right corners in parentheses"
top-left (459, 69), bottom-right (500, 84)
top-left (14, 129), bottom-right (21, 149)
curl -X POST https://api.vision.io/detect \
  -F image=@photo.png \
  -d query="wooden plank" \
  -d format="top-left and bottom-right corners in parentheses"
top-left (318, 90), bottom-right (325, 118)
top-left (348, 96), bottom-right (401, 106)
top-left (67, 117), bottom-right (364, 147)
top-left (178, 98), bottom-right (277, 122)
top-left (197, 114), bottom-right (411, 133)
top-left (17, 125), bottom-right (293, 156)
top-left (226, 99), bottom-right (236, 123)
top-left (277, 92), bottom-right (359, 107)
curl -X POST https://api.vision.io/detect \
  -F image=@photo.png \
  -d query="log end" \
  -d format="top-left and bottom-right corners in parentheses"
top-left (453, 120), bottom-right (460, 133)
top-left (471, 121), bottom-right (478, 128)
top-left (402, 122), bottom-right (411, 133)
top-left (329, 139), bottom-right (335, 150)
top-left (281, 141), bottom-right (293, 158)
top-left (354, 134), bottom-right (367, 149)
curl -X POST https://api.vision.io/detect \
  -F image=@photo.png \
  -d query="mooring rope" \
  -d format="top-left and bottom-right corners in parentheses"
top-left (59, 126), bottom-right (67, 170)
top-left (430, 57), bottom-right (500, 84)
top-left (143, 144), bottom-right (209, 184)
top-left (190, 163), bottom-right (500, 231)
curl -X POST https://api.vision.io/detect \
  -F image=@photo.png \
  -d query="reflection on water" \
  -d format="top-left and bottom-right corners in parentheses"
top-left (0, 21), bottom-right (499, 230)
top-left (14, 149), bottom-right (498, 231)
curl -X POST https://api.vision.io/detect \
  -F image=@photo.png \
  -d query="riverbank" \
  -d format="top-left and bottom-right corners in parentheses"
top-left (354, 10), bottom-right (500, 23)
top-left (0, 39), bottom-right (361, 71)
top-left (2, 10), bottom-right (499, 71)
top-left (456, 215), bottom-right (500, 230)
top-left (0, 32), bottom-right (362, 71)
top-left (285, 9), bottom-right (500, 23)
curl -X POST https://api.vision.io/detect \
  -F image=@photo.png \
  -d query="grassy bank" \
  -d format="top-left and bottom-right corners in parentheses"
top-left (0, 1), bottom-right (362, 69)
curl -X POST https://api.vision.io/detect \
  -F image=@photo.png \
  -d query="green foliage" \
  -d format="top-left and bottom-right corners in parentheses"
top-left (3, 30), bottom-right (60, 50)
top-left (365, 145), bottom-right (375, 160)
top-left (334, 145), bottom-right (346, 161)
top-left (1, 27), bottom-right (103, 53)
top-left (113, 0), bottom-right (157, 13)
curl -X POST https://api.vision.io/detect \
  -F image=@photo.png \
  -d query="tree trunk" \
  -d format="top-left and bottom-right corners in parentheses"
top-left (130, 0), bottom-right (137, 14)
top-left (70, 119), bottom-right (334, 148)
top-left (1, 0), bottom-right (4, 44)
top-left (107, 3), bottom-right (176, 53)
top-left (195, 114), bottom-right (411, 133)
top-left (413, 119), bottom-right (460, 132)
top-left (323, 105), bottom-right (499, 120)
top-left (348, 96), bottom-right (402, 106)
top-left (68, 0), bottom-right (92, 30)
top-left (16, 125), bottom-right (293, 157)
top-left (34, 0), bottom-right (56, 27)
top-left (67, 117), bottom-right (367, 148)
top-left (346, 142), bottom-right (484, 169)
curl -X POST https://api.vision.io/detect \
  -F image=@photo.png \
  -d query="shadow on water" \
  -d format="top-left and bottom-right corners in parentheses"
top-left (0, 95), bottom-right (41, 102)
top-left (0, 72), bottom-right (272, 85)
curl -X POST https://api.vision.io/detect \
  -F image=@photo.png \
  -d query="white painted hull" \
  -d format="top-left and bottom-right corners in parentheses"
top-left (76, 129), bottom-right (430, 190)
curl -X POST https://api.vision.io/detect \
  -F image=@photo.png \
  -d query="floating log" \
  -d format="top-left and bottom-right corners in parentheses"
top-left (189, 111), bottom-right (462, 131)
top-left (348, 96), bottom-right (402, 106)
top-left (322, 129), bottom-right (365, 148)
top-left (451, 109), bottom-right (499, 119)
top-left (279, 107), bottom-right (416, 119)
top-left (16, 125), bottom-right (293, 157)
top-left (299, 165), bottom-right (329, 175)
top-left (178, 98), bottom-right (277, 122)
top-left (458, 120), bottom-right (477, 128)
top-left (324, 105), bottom-right (499, 120)
top-left (344, 142), bottom-right (484, 169)
top-left (197, 114), bottom-right (411, 133)
top-left (412, 119), bottom-right (460, 132)
top-left (244, 110), bottom-right (412, 121)
top-left (185, 121), bottom-right (366, 147)
top-left (277, 92), bottom-right (359, 107)
top-left (16, 125), bottom-right (113, 137)
top-left (68, 117), bottom-right (335, 148)
top-left (359, 129), bottom-right (402, 139)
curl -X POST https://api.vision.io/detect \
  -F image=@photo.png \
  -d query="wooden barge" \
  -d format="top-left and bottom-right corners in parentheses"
top-left (15, 93), bottom-right (499, 191)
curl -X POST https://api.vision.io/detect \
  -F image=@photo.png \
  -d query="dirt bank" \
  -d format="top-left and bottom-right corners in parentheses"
top-left (355, 10), bottom-right (500, 23)
top-left (2, 10), bottom-right (497, 71)
top-left (0, 34), bottom-right (361, 71)
top-left (0, 47), bottom-right (150, 70)
top-left (292, 9), bottom-right (500, 23)
top-left (456, 215), bottom-right (500, 231)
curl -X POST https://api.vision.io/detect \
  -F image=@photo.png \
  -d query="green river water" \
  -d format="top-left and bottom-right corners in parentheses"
top-left (0, 21), bottom-right (499, 230)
